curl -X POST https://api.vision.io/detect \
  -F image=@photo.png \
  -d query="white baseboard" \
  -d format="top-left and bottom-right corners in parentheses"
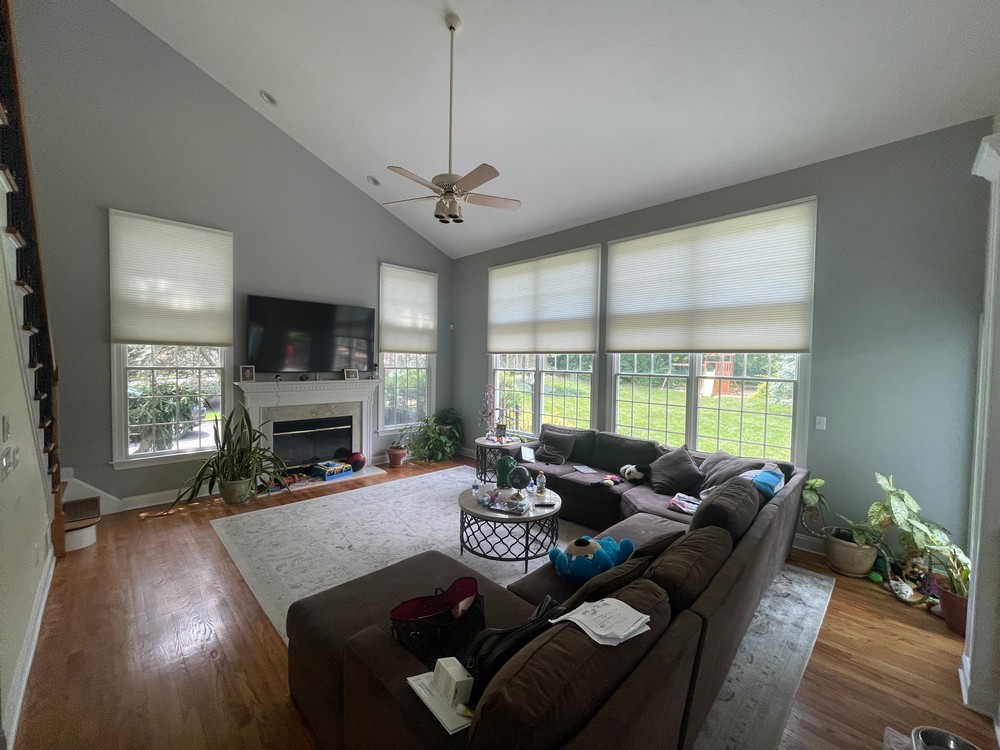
top-left (792, 532), bottom-right (825, 555)
top-left (62, 473), bottom-right (122, 514)
top-left (4, 541), bottom-right (54, 750)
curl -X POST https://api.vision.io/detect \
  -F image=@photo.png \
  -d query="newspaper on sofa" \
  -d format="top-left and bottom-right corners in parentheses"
top-left (550, 598), bottom-right (650, 645)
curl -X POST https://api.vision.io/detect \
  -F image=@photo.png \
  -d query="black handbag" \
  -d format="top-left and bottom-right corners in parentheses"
top-left (390, 576), bottom-right (485, 669)
top-left (462, 595), bottom-right (566, 708)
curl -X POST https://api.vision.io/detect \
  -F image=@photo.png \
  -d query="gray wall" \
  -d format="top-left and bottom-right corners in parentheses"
top-left (454, 119), bottom-right (991, 547)
top-left (12, 0), bottom-right (454, 500)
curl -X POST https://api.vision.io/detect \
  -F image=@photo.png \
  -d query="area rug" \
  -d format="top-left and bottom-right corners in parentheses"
top-left (693, 564), bottom-right (834, 749)
top-left (212, 464), bottom-right (833, 748)
top-left (211, 465), bottom-right (590, 640)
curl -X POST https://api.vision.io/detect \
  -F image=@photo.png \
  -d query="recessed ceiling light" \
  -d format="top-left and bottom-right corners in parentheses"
top-left (258, 90), bottom-right (277, 106)
top-left (366, 175), bottom-right (381, 186)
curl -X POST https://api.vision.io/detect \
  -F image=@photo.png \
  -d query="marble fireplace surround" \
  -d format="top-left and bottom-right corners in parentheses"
top-left (235, 380), bottom-right (380, 463)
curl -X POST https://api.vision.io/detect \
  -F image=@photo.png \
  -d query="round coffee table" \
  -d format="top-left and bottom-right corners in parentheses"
top-left (458, 488), bottom-right (561, 573)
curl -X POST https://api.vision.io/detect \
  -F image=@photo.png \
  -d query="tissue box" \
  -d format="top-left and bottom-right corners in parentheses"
top-left (431, 657), bottom-right (474, 707)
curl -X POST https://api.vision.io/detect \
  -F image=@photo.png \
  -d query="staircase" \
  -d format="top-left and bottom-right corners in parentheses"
top-left (1, 0), bottom-right (98, 556)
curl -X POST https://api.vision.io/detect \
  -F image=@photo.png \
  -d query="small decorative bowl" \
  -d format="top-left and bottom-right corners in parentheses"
top-left (911, 726), bottom-right (982, 750)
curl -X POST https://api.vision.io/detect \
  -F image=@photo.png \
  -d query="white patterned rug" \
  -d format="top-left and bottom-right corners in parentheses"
top-left (211, 465), bottom-right (590, 640)
top-left (212, 464), bottom-right (833, 748)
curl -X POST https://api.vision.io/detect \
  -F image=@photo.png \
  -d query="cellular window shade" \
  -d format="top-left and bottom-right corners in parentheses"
top-left (109, 210), bottom-right (233, 346)
top-left (606, 200), bottom-right (816, 353)
top-left (487, 245), bottom-right (600, 353)
top-left (379, 263), bottom-right (438, 353)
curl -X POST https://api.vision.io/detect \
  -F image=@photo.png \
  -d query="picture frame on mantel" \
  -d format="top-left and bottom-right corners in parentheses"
top-left (240, 365), bottom-right (255, 382)
top-left (343, 368), bottom-right (359, 380)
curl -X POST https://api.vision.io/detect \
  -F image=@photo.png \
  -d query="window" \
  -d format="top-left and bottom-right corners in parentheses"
top-left (109, 210), bottom-right (233, 467)
top-left (379, 264), bottom-right (438, 430)
top-left (491, 353), bottom-right (594, 435)
top-left (614, 352), bottom-right (800, 461)
top-left (381, 352), bottom-right (433, 428)
top-left (121, 345), bottom-right (227, 456)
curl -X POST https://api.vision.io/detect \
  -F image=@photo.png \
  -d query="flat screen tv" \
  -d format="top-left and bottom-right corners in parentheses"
top-left (247, 294), bottom-right (375, 373)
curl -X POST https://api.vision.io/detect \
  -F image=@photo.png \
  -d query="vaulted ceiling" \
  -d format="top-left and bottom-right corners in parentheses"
top-left (110, 0), bottom-right (1000, 258)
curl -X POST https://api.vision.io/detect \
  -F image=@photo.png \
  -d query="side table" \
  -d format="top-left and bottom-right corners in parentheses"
top-left (474, 437), bottom-right (518, 482)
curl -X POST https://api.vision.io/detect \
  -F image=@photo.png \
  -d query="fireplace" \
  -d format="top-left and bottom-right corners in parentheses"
top-left (272, 415), bottom-right (353, 469)
top-left (236, 380), bottom-right (380, 466)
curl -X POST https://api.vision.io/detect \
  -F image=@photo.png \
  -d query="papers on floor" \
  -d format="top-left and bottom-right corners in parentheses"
top-left (550, 598), bottom-right (650, 645)
top-left (407, 672), bottom-right (471, 734)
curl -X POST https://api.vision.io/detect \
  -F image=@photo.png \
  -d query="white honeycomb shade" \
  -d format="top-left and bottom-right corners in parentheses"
top-left (606, 200), bottom-right (816, 353)
top-left (379, 263), bottom-right (438, 353)
top-left (109, 209), bottom-right (233, 346)
top-left (487, 245), bottom-right (601, 354)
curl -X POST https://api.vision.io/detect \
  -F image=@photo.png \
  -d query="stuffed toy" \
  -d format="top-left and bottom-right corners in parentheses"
top-left (620, 464), bottom-right (650, 482)
top-left (599, 474), bottom-right (624, 487)
top-left (549, 536), bottom-right (635, 585)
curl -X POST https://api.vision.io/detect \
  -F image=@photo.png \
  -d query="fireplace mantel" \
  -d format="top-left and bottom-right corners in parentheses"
top-left (236, 379), bottom-right (381, 462)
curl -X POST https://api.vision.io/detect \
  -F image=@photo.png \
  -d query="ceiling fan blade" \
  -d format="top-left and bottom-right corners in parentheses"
top-left (465, 193), bottom-right (521, 211)
top-left (387, 166), bottom-right (442, 193)
top-left (454, 163), bottom-right (499, 193)
top-left (382, 195), bottom-right (438, 206)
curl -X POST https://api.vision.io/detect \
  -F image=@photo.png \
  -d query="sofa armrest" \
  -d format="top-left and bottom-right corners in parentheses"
top-left (342, 625), bottom-right (469, 750)
top-left (500, 439), bottom-right (538, 458)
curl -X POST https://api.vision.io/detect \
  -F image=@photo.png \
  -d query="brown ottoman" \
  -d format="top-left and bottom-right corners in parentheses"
top-left (286, 550), bottom-right (536, 750)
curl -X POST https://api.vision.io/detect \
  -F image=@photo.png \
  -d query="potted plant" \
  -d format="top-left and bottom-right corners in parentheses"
top-left (386, 437), bottom-right (408, 468)
top-left (173, 402), bottom-right (288, 507)
top-left (867, 473), bottom-right (971, 633)
top-left (799, 476), bottom-right (884, 577)
top-left (400, 408), bottom-right (464, 462)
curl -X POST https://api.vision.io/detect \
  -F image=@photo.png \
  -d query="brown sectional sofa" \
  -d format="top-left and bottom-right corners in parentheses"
top-left (286, 444), bottom-right (808, 750)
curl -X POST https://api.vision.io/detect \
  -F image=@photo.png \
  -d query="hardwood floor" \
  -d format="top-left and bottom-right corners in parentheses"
top-left (16, 460), bottom-right (996, 749)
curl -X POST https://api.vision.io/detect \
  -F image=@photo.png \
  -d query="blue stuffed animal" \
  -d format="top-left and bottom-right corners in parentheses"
top-left (549, 536), bottom-right (635, 585)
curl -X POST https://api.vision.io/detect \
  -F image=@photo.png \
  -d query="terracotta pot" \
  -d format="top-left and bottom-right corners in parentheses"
top-left (387, 446), bottom-right (407, 468)
top-left (823, 528), bottom-right (878, 577)
top-left (936, 575), bottom-right (968, 637)
top-left (220, 478), bottom-right (255, 506)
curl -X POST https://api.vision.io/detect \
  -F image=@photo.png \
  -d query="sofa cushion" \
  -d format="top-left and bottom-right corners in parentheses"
top-left (620, 485), bottom-right (701, 525)
top-left (689, 477), bottom-right (760, 542)
top-left (592, 432), bottom-right (661, 474)
top-left (642, 527), bottom-right (733, 612)
top-left (534, 430), bottom-right (576, 465)
top-left (468, 579), bottom-right (670, 750)
top-left (562, 555), bottom-right (653, 610)
top-left (698, 451), bottom-right (767, 490)
top-left (539, 424), bottom-right (597, 465)
top-left (632, 527), bottom-right (687, 558)
top-left (648, 445), bottom-right (705, 495)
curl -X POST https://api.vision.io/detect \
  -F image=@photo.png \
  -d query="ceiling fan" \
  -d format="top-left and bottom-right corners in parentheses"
top-left (383, 13), bottom-right (521, 224)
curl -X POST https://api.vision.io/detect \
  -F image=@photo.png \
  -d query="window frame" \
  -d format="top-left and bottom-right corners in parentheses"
top-left (608, 352), bottom-right (810, 464)
top-left (110, 343), bottom-right (233, 469)
top-left (378, 351), bottom-right (436, 434)
top-left (489, 353), bottom-right (596, 436)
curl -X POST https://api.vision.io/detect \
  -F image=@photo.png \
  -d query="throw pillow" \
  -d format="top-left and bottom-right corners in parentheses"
top-left (534, 430), bottom-right (576, 465)
top-left (698, 450), bottom-right (766, 491)
top-left (689, 476), bottom-right (760, 543)
top-left (561, 555), bottom-right (652, 610)
top-left (648, 445), bottom-right (705, 496)
top-left (642, 527), bottom-right (733, 612)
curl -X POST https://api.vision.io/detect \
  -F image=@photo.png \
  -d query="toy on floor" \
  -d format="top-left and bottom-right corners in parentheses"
top-left (549, 536), bottom-right (635, 585)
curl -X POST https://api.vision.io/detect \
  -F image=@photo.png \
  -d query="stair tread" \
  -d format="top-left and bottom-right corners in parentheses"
top-left (64, 496), bottom-right (100, 523)
top-left (65, 516), bottom-right (101, 532)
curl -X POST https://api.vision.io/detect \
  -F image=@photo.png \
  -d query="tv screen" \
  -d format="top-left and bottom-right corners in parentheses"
top-left (247, 294), bottom-right (375, 373)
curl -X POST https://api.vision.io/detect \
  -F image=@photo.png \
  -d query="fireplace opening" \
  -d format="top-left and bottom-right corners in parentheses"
top-left (272, 416), bottom-right (353, 470)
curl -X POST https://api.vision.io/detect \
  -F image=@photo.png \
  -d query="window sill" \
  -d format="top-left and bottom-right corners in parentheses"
top-left (111, 449), bottom-right (214, 471)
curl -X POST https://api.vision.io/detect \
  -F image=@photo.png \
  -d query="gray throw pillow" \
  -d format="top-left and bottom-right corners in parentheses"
top-left (648, 445), bottom-right (705, 495)
top-left (689, 477), bottom-right (760, 542)
top-left (535, 430), bottom-right (576, 465)
top-left (698, 450), bottom-right (766, 490)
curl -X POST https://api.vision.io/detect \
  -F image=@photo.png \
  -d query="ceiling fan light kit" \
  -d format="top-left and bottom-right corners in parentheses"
top-left (383, 13), bottom-right (520, 224)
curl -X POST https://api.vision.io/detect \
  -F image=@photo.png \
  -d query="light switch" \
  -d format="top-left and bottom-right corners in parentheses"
top-left (815, 416), bottom-right (827, 431)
